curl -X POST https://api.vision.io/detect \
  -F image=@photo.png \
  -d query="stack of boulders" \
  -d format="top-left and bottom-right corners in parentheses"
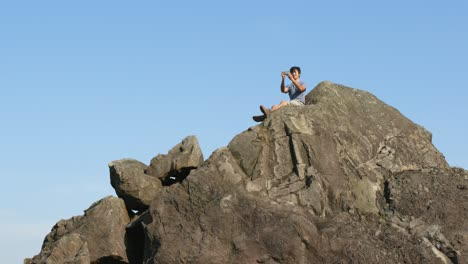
top-left (26, 81), bottom-right (467, 264)
top-left (26, 136), bottom-right (204, 264)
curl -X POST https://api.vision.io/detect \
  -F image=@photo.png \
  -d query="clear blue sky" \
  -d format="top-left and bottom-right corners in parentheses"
top-left (1, 1), bottom-right (466, 262)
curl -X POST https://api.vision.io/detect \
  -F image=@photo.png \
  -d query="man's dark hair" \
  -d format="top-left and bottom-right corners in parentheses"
top-left (290, 66), bottom-right (301, 74)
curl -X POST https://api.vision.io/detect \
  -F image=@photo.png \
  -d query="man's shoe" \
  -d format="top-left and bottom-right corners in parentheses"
top-left (260, 105), bottom-right (270, 116)
top-left (252, 115), bottom-right (267, 122)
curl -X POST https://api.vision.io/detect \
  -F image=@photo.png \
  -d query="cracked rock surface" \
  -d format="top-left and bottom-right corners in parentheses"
top-left (27, 81), bottom-right (467, 264)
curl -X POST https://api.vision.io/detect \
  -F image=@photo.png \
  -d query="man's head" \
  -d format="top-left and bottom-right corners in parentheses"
top-left (290, 66), bottom-right (301, 80)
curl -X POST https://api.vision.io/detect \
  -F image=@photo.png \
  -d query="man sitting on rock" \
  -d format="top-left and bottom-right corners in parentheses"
top-left (253, 66), bottom-right (307, 122)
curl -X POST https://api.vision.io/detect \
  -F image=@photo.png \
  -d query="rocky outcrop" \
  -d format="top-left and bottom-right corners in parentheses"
top-left (228, 81), bottom-right (448, 216)
top-left (29, 196), bottom-right (130, 264)
top-left (28, 81), bottom-right (467, 264)
top-left (145, 135), bottom-right (204, 185)
top-left (109, 159), bottom-right (163, 211)
top-left (109, 136), bottom-right (203, 212)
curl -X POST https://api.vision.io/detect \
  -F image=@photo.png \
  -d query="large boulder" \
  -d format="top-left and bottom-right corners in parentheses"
top-left (145, 135), bottom-right (204, 185)
top-left (30, 196), bottom-right (130, 264)
top-left (109, 158), bottom-right (163, 211)
top-left (228, 81), bottom-right (448, 215)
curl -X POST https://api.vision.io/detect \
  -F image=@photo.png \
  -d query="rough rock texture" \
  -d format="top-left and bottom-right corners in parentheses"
top-left (383, 168), bottom-right (468, 263)
top-left (29, 81), bottom-right (467, 264)
top-left (30, 196), bottom-right (130, 264)
top-left (145, 135), bottom-right (204, 185)
top-left (131, 153), bottom-right (466, 264)
top-left (109, 158), bottom-right (163, 211)
top-left (228, 81), bottom-right (448, 215)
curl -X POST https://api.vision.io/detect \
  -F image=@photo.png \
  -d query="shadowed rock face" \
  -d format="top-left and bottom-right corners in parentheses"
top-left (28, 81), bottom-right (467, 264)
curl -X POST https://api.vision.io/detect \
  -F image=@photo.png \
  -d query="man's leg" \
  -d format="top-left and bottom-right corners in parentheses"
top-left (271, 101), bottom-right (288, 111)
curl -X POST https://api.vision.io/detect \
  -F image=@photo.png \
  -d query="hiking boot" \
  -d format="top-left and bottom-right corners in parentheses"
top-left (252, 115), bottom-right (267, 122)
top-left (260, 105), bottom-right (270, 116)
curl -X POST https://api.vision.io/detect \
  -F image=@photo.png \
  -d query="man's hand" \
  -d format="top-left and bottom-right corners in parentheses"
top-left (281, 71), bottom-right (291, 80)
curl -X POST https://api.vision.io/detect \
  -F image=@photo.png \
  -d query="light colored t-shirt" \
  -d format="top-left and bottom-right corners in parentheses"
top-left (287, 81), bottom-right (306, 103)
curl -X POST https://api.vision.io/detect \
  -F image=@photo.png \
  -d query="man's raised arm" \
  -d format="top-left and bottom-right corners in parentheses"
top-left (280, 72), bottom-right (289, 93)
top-left (291, 77), bottom-right (306, 92)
